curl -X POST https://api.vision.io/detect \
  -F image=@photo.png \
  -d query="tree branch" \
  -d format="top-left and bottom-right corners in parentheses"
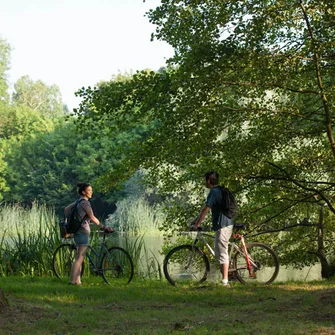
top-left (300, 1), bottom-right (335, 158)
top-left (249, 221), bottom-right (316, 238)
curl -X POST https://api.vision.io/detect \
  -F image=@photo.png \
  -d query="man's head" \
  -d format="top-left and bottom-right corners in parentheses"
top-left (204, 171), bottom-right (219, 188)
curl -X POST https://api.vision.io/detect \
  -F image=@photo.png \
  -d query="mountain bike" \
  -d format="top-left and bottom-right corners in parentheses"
top-left (163, 224), bottom-right (279, 287)
top-left (52, 231), bottom-right (134, 285)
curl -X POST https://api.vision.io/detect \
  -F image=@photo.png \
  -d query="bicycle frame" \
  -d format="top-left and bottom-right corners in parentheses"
top-left (190, 229), bottom-right (257, 278)
top-left (85, 234), bottom-right (109, 272)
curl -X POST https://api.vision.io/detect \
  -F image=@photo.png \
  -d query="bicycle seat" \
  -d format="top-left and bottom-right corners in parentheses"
top-left (233, 224), bottom-right (248, 232)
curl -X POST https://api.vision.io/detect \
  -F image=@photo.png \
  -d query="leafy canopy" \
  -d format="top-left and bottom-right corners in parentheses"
top-left (74, 1), bottom-right (335, 271)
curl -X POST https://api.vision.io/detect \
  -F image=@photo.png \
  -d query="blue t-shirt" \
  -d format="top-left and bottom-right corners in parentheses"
top-left (206, 186), bottom-right (234, 231)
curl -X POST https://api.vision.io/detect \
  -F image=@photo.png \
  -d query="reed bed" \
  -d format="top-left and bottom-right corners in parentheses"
top-left (106, 196), bottom-right (166, 236)
top-left (0, 203), bottom-right (60, 276)
top-left (0, 201), bottom-right (164, 279)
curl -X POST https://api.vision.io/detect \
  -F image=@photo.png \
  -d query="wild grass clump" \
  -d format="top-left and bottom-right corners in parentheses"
top-left (0, 203), bottom-right (60, 276)
top-left (106, 196), bottom-right (166, 236)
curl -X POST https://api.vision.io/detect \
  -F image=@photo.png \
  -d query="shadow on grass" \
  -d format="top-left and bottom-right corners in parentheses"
top-left (0, 277), bottom-right (334, 334)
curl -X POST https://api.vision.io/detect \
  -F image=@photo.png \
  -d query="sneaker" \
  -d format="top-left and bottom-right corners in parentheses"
top-left (221, 281), bottom-right (231, 288)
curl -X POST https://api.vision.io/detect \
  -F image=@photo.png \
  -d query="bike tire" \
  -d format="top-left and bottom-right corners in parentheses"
top-left (163, 245), bottom-right (210, 287)
top-left (233, 243), bottom-right (279, 285)
top-left (52, 244), bottom-right (84, 280)
top-left (101, 247), bottom-right (134, 285)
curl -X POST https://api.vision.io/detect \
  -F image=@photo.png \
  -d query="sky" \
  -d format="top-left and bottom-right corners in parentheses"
top-left (0, 0), bottom-right (174, 111)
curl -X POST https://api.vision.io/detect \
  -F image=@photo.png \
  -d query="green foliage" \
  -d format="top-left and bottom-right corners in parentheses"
top-left (0, 111), bottom-right (153, 213)
top-left (12, 75), bottom-right (64, 118)
top-left (73, 1), bottom-right (335, 273)
top-left (0, 37), bottom-right (10, 103)
top-left (0, 104), bottom-right (55, 141)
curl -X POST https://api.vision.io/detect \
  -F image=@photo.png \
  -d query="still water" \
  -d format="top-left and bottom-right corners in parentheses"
top-left (138, 235), bottom-right (322, 282)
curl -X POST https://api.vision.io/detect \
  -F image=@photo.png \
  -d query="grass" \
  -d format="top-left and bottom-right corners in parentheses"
top-left (0, 277), bottom-right (334, 334)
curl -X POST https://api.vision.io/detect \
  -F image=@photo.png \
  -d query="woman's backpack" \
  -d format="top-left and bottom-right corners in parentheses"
top-left (58, 198), bottom-right (85, 238)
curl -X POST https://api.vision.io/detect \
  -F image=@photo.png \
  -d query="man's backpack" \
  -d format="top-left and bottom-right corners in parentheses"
top-left (219, 186), bottom-right (238, 219)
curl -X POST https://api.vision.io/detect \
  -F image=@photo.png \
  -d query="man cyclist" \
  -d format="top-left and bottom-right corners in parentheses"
top-left (191, 171), bottom-right (235, 287)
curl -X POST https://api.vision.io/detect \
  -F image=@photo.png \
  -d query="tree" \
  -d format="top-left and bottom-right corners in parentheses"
top-left (75, 1), bottom-right (335, 277)
top-left (0, 37), bottom-right (11, 137)
top-left (0, 38), bottom-right (11, 200)
top-left (1, 115), bottom-right (149, 215)
top-left (12, 75), bottom-right (64, 118)
top-left (0, 37), bottom-right (10, 103)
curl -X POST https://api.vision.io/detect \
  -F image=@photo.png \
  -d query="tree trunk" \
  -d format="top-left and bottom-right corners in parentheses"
top-left (317, 208), bottom-right (335, 278)
top-left (0, 288), bottom-right (9, 309)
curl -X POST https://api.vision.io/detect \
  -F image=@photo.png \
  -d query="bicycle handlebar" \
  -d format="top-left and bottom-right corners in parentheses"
top-left (189, 224), bottom-right (248, 232)
top-left (189, 225), bottom-right (203, 232)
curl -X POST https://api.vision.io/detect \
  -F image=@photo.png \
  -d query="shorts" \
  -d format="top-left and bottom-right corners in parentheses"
top-left (73, 230), bottom-right (89, 246)
top-left (214, 225), bottom-right (233, 264)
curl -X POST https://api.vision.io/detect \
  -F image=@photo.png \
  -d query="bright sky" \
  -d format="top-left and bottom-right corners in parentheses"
top-left (0, 0), bottom-right (174, 111)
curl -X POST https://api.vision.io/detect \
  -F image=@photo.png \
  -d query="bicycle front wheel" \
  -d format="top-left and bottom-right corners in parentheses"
top-left (53, 244), bottom-right (84, 280)
top-left (233, 243), bottom-right (279, 284)
top-left (163, 245), bottom-right (210, 287)
top-left (101, 247), bottom-right (134, 285)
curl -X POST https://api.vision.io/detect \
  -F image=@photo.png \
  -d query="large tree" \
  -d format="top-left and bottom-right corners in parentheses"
top-left (75, 1), bottom-right (335, 277)
top-left (0, 37), bottom-right (10, 103)
top-left (12, 75), bottom-right (64, 118)
top-left (0, 38), bottom-right (11, 199)
top-left (1, 115), bottom-right (149, 215)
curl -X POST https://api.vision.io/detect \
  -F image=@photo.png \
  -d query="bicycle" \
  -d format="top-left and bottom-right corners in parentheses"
top-left (52, 230), bottom-right (134, 285)
top-left (163, 224), bottom-right (279, 287)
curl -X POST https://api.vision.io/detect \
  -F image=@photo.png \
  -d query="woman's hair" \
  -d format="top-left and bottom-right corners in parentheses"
top-left (204, 171), bottom-right (219, 186)
top-left (77, 182), bottom-right (91, 195)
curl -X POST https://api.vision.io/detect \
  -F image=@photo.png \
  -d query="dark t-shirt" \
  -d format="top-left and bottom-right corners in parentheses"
top-left (206, 186), bottom-right (234, 231)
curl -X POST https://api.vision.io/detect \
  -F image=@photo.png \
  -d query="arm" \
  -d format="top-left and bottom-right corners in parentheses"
top-left (192, 205), bottom-right (211, 230)
top-left (85, 207), bottom-right (114, 233)
top-left (84, 206), bottom-right (101, 227)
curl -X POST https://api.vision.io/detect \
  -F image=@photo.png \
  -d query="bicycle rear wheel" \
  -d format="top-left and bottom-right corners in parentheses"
top-left (101, 247), bottom-right (134, 285)
top-left (233, 243), bottom-right (279, 284)
top-left (53, 244), bottom-right (84, 280)
top-left (163, 245), bottom-right (210, 287)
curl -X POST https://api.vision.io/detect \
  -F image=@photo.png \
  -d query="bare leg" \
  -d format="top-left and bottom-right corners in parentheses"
top-left (70, 245), bottom-right (88, 284)
top-left (220, 263), bottom-right (229, 281)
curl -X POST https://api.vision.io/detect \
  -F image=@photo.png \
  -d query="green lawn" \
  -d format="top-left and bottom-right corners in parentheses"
top-left (0, 277), bottom-right (334, 334)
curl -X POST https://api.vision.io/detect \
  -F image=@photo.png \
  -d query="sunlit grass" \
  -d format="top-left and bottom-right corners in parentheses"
top-left (0, 277), bottom-right (335, 335)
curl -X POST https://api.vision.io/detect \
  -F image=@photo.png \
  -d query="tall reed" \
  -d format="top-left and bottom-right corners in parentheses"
top-left (0, 203), bottom-right (60, 276)
top-left (103, 196), bottom-right (165, 279)
top-left (107, 233), bottom-right (162, 280)
top-left (105, 196), bottom-right (166, 236)
top-left (0, 201), bottom-right (164, 280)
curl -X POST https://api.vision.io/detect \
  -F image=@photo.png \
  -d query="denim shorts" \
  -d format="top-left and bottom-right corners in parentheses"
top-left (73, 230), bottom-right (89, 246)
